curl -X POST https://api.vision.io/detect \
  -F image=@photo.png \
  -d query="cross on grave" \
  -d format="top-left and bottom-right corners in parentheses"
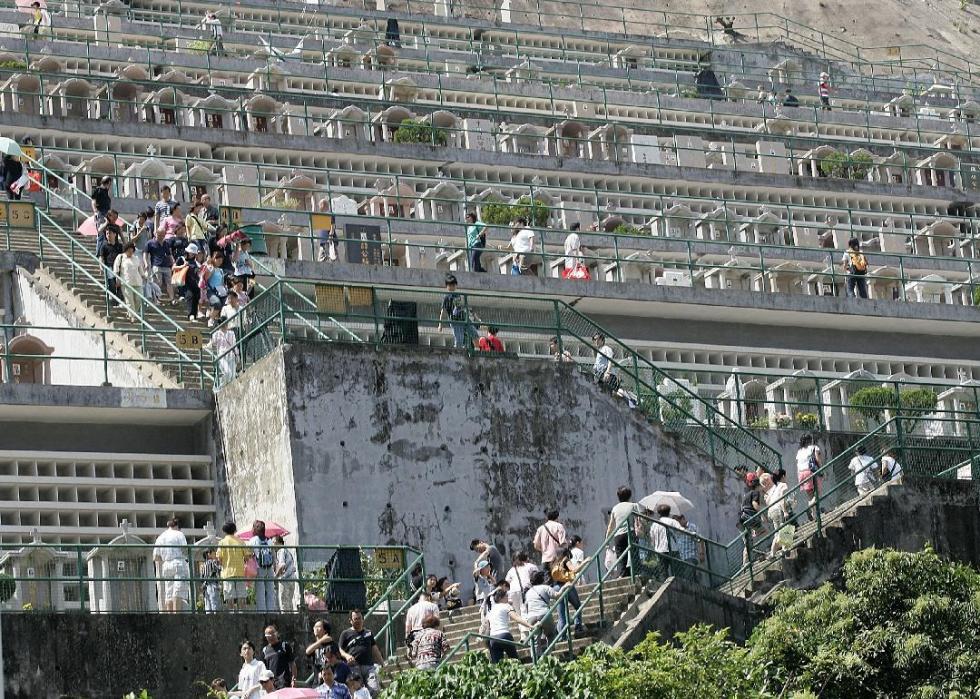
top-left (146, 145), bottom-right (157, 156)
top-left (119, 518), bottom-right (131, 536)
top-left (202, 521), bottom-right (216, 540)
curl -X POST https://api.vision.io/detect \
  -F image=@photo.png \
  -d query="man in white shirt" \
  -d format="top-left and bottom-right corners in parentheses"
top-left (153, 517), bottom-right (190, 612)
top-left (532, 509), bottom-right (567, 578)
top-left (848, 445), bottom-right (879, 496)
top-left (592, 334), bottom-right (616, 386)
top-left (649, 504), bottom-right (681, 579)
top-left (880, 449), bottom-right (903, 483)
top-left (404, 591), bottom-right (440, 648)
top-left (273, 536), bottom-right (298, 612)
top-left (507, 217), bottom-right (536, 275)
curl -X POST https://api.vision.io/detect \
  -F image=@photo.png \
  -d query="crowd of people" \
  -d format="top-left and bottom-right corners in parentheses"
top-left (737, 433), bottom-right (905, 558)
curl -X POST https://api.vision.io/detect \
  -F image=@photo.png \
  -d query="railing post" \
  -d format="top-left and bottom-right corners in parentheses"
top-left (101, 329), bottom-right (110, 386)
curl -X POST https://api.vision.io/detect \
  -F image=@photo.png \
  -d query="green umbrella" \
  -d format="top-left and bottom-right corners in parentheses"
top-left (0, 138), bottom-right (23, 157)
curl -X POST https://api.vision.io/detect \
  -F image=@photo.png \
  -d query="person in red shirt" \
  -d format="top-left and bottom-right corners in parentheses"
top-left (478, 326), bottom-right (504, 352)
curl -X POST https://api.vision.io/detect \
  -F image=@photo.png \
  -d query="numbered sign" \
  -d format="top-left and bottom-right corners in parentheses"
top-left (374, 548), bottom-right (405, 571)
top-left (314, 284), bottom-right (345, 313)
top-left (20, 145), bottom-right (36, 162)
top-left (8, 202), bottom-right (34, 228)
top-left (175, 330), bottom-right (205, 349)
top-left (220, 206), bottom-right (243, 228)
top-left (311, 213), bottom-right (333, 233)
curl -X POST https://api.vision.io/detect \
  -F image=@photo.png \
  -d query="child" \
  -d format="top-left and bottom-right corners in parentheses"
top-left (202, 549), bottom-right (221, 613)
top-left (346, 671), bottom-right (371, 699)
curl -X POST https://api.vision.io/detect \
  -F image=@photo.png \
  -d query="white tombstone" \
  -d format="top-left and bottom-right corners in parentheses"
top-left (463, 119), bottom-right (494, 151)
top-left (222, 165), bottom-right (260, 208)
top-left (499, 0), bottom-right (511, 23)
top-left (630, 135), bottom-right (661, 166)
top-left (434, 0), bottom-right (450, 16)
top-left (756, 140), bottom-right (789, 175)
top-left (573, 102), bottom-right (597, 119)
top-left (675, 135), bottom-right (707, 168)
top-left (331, 194), bottom-right (359, 216)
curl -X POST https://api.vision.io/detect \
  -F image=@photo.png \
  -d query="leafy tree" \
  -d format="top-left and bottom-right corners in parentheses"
top-left (392, 119), bottom-right (448, 147)
top-left (382, 549), bottom-right (980, 699)
top-left (748, 547), bottom-right (980, 698)
top-left (481, 196), bottom-right (550, 227)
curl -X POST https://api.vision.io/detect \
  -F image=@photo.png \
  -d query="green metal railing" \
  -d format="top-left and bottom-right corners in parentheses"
top-left (655, 367), bottom-right (980, 434)
top-left (0, 541), bottom-right (420, 614)
top-left (14, 182), bottom-right (216, 387)
top-left (214, 278), bottom-right (781, 475)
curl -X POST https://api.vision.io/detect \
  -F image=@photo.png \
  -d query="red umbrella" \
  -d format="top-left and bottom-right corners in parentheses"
top-left (266, 690), bottom-right (318, 698)
top-left (77, 215), bottom-right (98, 237)
top-left (237, 521), bottom-right (290, 539)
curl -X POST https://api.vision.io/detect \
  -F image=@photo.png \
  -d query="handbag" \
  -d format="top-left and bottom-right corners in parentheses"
top-left (244, 556), bottom-right (258, 580)
top-left (171, 264), bottom-right (189, 287)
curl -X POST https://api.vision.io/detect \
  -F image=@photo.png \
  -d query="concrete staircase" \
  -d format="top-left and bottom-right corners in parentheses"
top-left (384, 576), bottom-right (642, 674)
top-left (728, 481), bottom-right (904, 603)
top-left (4, 220), bottom-right (211, 388)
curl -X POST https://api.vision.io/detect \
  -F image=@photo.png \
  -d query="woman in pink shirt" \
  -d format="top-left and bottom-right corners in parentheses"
top-left (158, 202), bottom-right (184, 239)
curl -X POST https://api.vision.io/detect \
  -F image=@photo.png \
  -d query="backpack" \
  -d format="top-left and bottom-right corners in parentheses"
top-left (255, 538), bottom-right (274, 568)
top-left (848, 250), bottom-right (868, 274)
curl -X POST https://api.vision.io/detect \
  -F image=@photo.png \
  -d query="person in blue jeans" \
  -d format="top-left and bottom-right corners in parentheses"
top-left (842, 237), bottom-right (869, 299)
top-left (465, 212), bottom-right (486, 272)
top-left (552, 547), bottom-right (586, 637)
top-left (437, 274), bottom-right (480, 348)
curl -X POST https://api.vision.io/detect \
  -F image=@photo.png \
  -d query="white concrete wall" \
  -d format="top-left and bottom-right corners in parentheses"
top-left (12, 272), bottom-right (155, 388)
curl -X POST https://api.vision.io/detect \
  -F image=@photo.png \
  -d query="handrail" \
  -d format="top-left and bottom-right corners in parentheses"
top-left (232, 279), bottom-right (780, 474)
top-left (30, 208), bottom-right (215, 385)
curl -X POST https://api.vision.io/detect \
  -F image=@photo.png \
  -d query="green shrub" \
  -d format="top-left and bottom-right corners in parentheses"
top-left (481, 195), bottom-right (550, 227)
top-left (748, 416), bottom-right (771, 429)
top-left (972, 285), bottom-right (980, 307)
top-left (0, 573), bottom-right (13, 602)
top-left (849, 385), bottom-right (937, 424)
top-left (794, 412), bottom-right (820, 430)
top-left (817, 151), bottom-right (848, 178)
top-left (849, 151), bottom-right (874, 180)
top-left (818, 151), bottom-right (874, 180)
top-left (660, 390), bottom-right (694, 424)
top-left (186, 39), bottom-right (213, 54)
top-left (391, 119), bottom-right (448, 147)
top-left (612, 224), bottom-right (645, 236)
top-left (0, 60), bottom-right (27, 70)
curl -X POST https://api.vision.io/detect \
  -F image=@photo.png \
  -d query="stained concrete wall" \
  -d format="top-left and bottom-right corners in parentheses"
top-left (216, 341), bottom-right (744, 590)
top-left (214, 348), bottom-right (299, 538)
top-left (0, 612), bottom-right (374, 699)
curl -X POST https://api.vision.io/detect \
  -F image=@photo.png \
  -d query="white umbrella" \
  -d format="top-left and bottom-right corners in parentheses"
top-left (0, 138), bottom-right (23, 157)
top-left (638, 491), bottom-right (694, 516)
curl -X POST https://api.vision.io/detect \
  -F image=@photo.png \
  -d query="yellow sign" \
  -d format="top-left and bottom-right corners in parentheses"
top-left (20, 145), bottom-right (36, 162)
top-left (8, 202), bottom-right (33, 228)
top-left (220, 207), bottom-right (243, 227)
top-left (311, 213), bottom-right (333, 232)
top-left (374, 548), bottom-right (405, 571)
top-left (314, 284), bottom-right (346, 313)
top-left (175, 330), bottom-right (206, 349)
top-left (347, 286), bottom-right (373, 308)
top-left (886, 46), bottom-right (901, 58)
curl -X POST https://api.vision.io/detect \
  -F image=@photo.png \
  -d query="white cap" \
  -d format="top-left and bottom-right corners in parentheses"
top-left (258, 669), bottom-right (275, 681)
top-left (185, 243), bottom-right (199, 255)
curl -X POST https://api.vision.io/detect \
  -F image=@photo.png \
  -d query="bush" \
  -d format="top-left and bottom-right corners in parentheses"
top-left (818, 151), bottom-right (874, 180)
top-left (748, 416), bottom-right (771, 429)
top-left (660, 390), bottom-right (694, 424)
top-left (0, 60), bottom-right (27, 70)
top-left (186, 39), bottom-right (213, 54)
top-left (612, 224), bottom-right (645, 236)
top-left (849, 386), bottom-right (937, 424)
top-left (391, 119), bottom-right (448, 147)
top-left (481, 195), bottom-right (550, 227)
top-left (794, 412), bottom-right (820, 430)
top-left (972, 285), bottom-right (980, 307)
top-left (0, 573), bottom-right (14, 602)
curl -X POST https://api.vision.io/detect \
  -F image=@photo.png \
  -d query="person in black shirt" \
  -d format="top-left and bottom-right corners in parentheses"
top-left (261, 624), bottom-right (297, 690)
top-left (96, 209), bottom-right (122, 258)
top-left (338, 610), bottom-right (384, 696)
top-left (0, 154), bottom-right (23, 201)
top-left (98, 227), bottom-right (124, 306)
top-left (91, 176), bottom-right (112, 225)
top-left (738, 472), bottom-right (764, 563)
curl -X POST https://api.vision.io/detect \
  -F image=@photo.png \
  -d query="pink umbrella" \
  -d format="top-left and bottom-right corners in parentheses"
top-left (266, 689), bottom-right (318, 698)
top-left (15, 0), bottom-right (46, 13)
top-left (237, 521), bottom-right (290, 539)
top-left (77, 216), bottom-right (98, 237)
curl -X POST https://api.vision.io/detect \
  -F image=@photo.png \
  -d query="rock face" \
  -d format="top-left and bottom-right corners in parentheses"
top-left (216, 341), bottom-right (743, 589)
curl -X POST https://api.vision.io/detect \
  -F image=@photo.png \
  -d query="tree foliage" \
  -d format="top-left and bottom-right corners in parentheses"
top-left (382, 549), bottom-right (980, 699)
top-left (392, 119), bottom-right (449, 147)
